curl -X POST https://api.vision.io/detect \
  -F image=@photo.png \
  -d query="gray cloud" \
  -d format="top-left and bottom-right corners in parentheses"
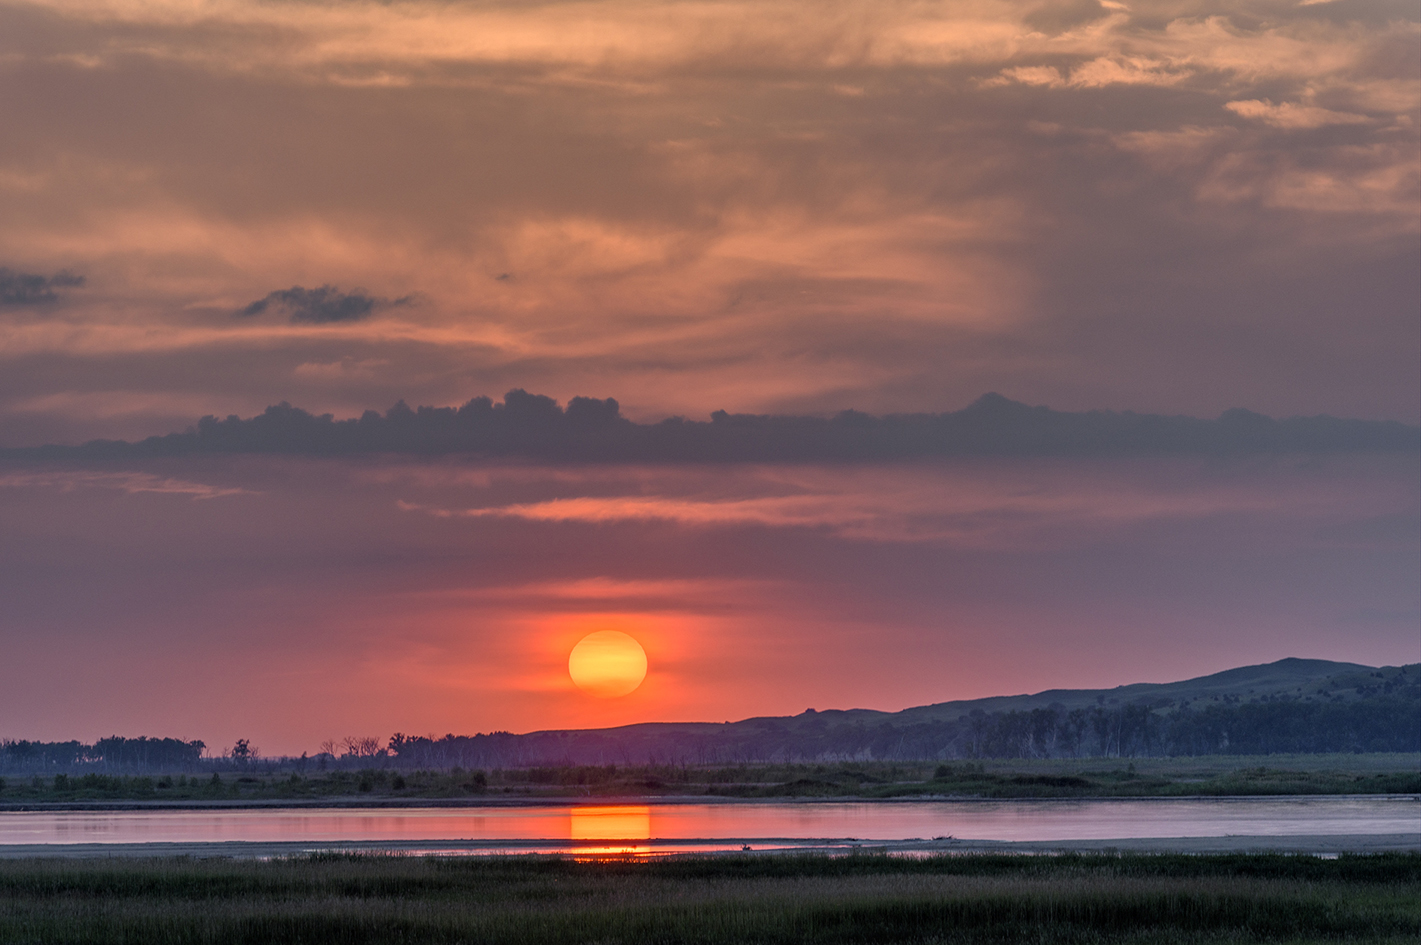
top-left (8, 391), bottom-right (1415, 462)
top-left (238, 285), bottom-right (408, 324)
top-left (0, 268), bottom-right (83, 307)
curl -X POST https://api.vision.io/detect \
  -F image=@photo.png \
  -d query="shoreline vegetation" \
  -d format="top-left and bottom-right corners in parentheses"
top-left (0, 851), bottom-right (1417, 943)
top-left (1, 754), bottom-right (1417, 808)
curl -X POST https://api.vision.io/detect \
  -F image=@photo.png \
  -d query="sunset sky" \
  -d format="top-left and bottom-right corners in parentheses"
top-left (0, 0), bottom-right (1416, 756)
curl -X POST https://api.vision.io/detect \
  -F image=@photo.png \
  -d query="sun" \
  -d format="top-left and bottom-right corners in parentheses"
top-left (568, 630), bottom-right (648, 698)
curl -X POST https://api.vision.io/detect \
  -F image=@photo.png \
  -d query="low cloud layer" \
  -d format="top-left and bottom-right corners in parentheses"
top-left (8, 391), bottom-right (1416, 461)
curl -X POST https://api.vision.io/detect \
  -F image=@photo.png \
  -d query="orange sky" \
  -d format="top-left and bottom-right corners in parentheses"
top-left (0, 0), bottom-right (1416, 755)
top-left (0, 451), bottom-right (1415, 754)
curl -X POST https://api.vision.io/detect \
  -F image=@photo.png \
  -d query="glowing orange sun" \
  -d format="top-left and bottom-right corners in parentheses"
top-left (568, 630), bottom-right (648, 697)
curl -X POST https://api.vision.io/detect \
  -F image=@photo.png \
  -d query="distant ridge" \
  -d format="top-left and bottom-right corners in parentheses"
top-left (5, 392), bottom-right (1416, 461)
top-left (384, 658), bottom-right (1420, 768)
top-left (4, 659), bottom-right (1417, 774)
top-left (888, 657), bottom-right (1383, 725)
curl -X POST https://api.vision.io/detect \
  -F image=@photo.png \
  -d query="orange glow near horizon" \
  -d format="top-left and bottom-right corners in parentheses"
top-left (0, 0), bottom-right (1413, 757)
top-left (568, 630), bottom-right (648, 698)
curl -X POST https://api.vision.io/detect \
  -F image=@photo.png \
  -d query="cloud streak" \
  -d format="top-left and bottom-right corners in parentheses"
top-left (0, 469), bottom-right (253, 499)
top-left (395, 458), bottom-right (1415, 548)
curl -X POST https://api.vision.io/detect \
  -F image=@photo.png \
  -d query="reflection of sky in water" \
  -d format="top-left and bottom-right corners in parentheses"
top-left (1, 797), bottom-right (1416, 849)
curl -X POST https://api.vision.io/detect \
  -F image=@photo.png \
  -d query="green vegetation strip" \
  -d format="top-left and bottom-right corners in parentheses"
top-left (4, 758), bottom-right (1419, 802)
top-left (0, 852), bottom-right (1416, 943)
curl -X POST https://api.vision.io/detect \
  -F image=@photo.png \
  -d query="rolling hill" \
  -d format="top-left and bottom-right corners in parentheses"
top-left (385, 658), bottom-right (1421, 768)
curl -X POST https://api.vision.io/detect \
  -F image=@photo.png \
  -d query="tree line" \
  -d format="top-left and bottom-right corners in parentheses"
top-left (5, 678), bottom-right (1415, 774)
top-left (382, 692), bottom-right (1420, 767)
top-left (0, 737), bottom-right (206, 773)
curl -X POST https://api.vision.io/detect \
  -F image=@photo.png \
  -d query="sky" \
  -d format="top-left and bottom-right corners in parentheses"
top-left (0, 0), bottom-right (1416, 756)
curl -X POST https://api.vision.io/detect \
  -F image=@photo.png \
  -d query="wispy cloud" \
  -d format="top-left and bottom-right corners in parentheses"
top-left (1225, 99), bottom-right (1372, 129)
top-left (0, 469), bottom-right (255, 499)
top-left (393, 457), bottom-right (1418, 549)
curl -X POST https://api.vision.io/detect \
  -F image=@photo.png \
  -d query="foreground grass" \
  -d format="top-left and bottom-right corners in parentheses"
top-left (0, 852), bottom-right (1416, 944)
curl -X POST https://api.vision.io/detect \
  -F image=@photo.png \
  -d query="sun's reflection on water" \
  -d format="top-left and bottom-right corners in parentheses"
top-left (568, 805), bottom-right (652, 855)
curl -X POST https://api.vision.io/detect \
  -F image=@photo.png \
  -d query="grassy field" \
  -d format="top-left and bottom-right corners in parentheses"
top-left (0, 852), bottom-right (1416, 943)
top-left (2, 753), bottom-right (1417, 803)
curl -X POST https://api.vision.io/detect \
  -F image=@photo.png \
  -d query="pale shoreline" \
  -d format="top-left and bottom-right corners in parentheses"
top-left (2, 791), bottom-right (1418, 813)
top-left (0, 833), bottom-right (1416, 859)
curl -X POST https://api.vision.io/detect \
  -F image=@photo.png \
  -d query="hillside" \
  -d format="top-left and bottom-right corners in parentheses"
top-left (5, 658), bottom-right (1416, 774)
top-left (859, 657), bottom-right (1387, 725)
top-left (384, 659), bottom-right (1420, 768)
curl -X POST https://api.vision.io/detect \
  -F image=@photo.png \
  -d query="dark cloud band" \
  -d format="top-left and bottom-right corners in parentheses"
top-left (237, 285), bottom-right (408, 324)
top-left (0, 268), bottom-right (84, 307)
top-left (8, 391), bottom-right (1416, 461)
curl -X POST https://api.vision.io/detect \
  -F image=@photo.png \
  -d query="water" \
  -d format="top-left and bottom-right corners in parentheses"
top-left (0, 796), bottom-right (1415, 855)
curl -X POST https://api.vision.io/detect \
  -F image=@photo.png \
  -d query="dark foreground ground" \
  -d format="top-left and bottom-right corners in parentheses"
top-left (0, 852), bottom-right (1416, 944)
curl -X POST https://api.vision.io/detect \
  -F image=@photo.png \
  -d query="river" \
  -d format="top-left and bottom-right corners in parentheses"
top-left (1, 795), bottom-right (1416, 856)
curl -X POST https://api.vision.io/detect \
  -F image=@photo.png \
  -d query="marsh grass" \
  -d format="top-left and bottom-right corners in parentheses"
top-left (5, 756), bottom-right (1417, 803)
top-left (0, 852), bottom-right (1416, 943)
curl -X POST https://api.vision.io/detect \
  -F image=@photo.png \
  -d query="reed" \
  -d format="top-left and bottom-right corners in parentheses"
top-left (7, 756), bottom-right (1418, 802)
top-left (0, 852), bottom-right (1416, 943)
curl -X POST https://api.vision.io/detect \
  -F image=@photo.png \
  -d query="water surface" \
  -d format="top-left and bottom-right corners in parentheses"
top-left (1, 796), bottom-right (1415, 854)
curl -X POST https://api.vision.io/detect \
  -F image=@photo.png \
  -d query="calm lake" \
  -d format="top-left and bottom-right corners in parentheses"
top-left (1, 796), bottom-right (1417, 855)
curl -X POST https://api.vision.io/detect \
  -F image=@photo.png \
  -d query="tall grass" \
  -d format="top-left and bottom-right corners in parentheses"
top-left (0, 852), bottom-right (1416, 943)
top-left (6, 758), bottom-right (1417, 802)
